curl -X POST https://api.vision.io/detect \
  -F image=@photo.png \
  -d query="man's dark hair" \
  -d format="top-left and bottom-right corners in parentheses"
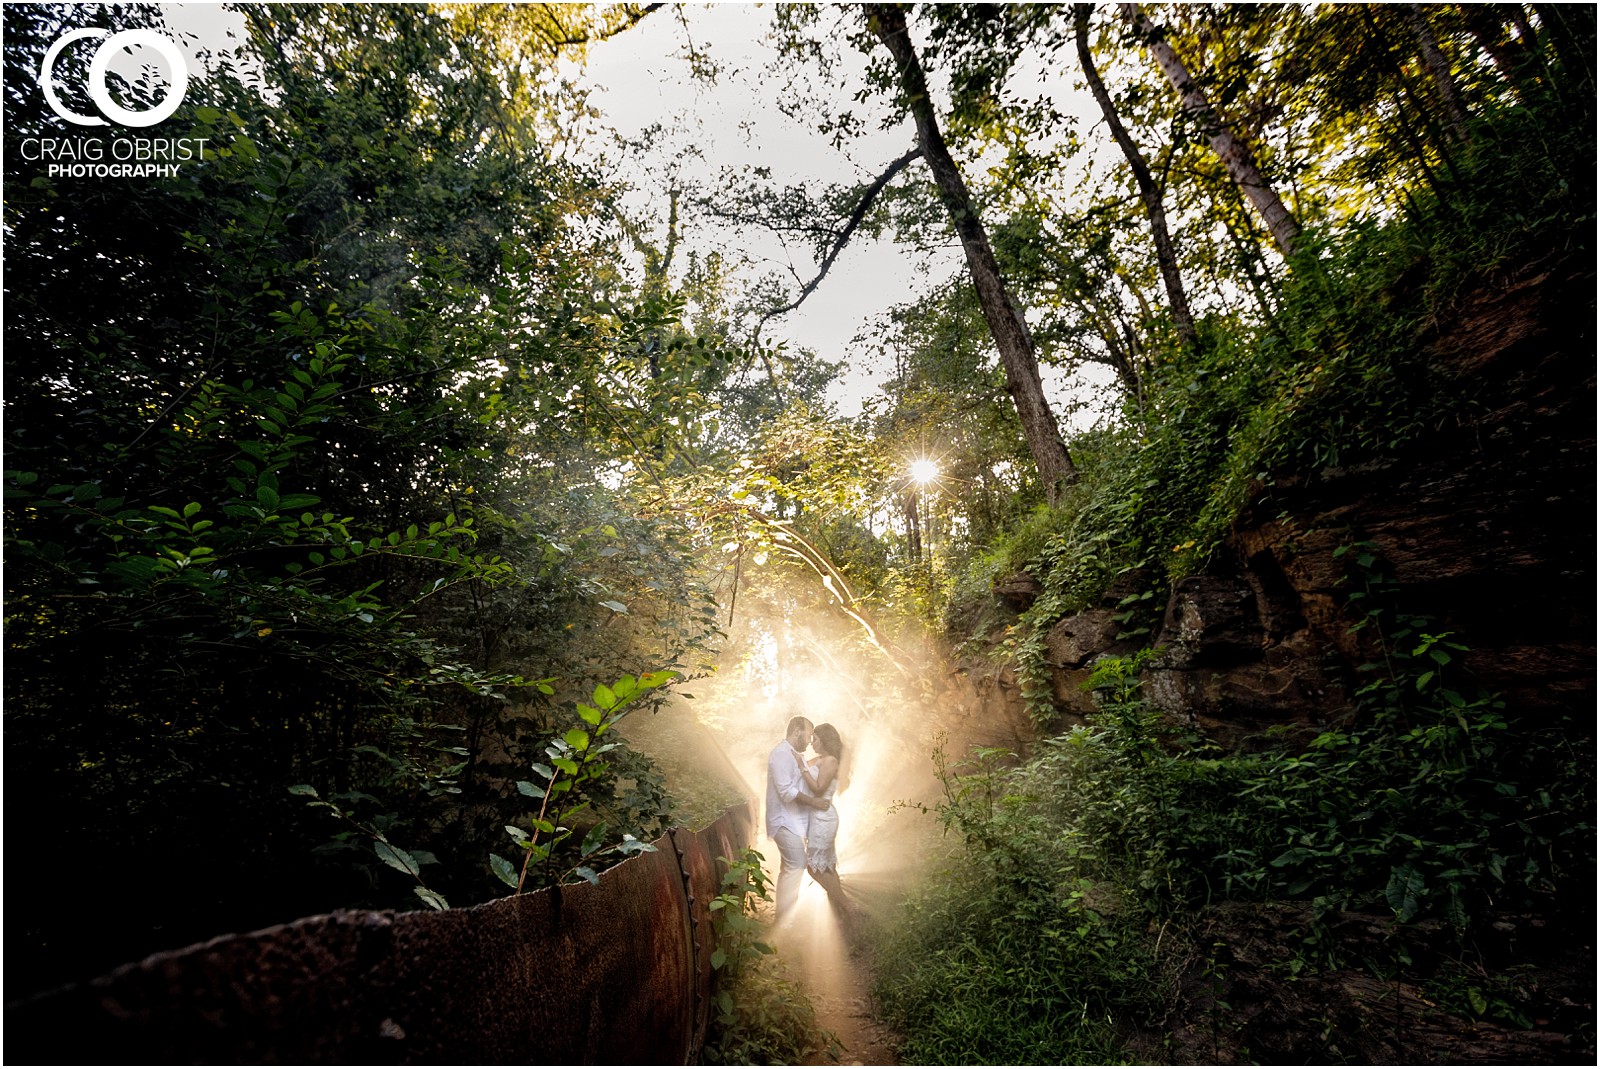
top-left (786, 715), bottom-right (813, 736)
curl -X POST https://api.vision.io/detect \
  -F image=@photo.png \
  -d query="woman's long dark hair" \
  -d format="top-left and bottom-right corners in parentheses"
top-left (812, 722), bottom-right (849, 792)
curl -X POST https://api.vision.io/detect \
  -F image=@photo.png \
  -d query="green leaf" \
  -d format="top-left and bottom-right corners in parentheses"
top-left (375, 841), bottom-right (420, 877)
top-left (574, 866), bottom-right (599, 885)
top-left (593, 683), bottom-right (618, 711)
top-left (489, 853), bottom-right (519, 888)
top-left (710, 947), bottom-right (727, 969)
top-left (414, 886), bottom-right (449, 911)
top-left (1385, 864), bottom-right (1424, 923)
top-left (581, 822), bottom-right (608, 856)
top-left (618, 835), bottom-right (656, 855)
top-left (287, 783), bottom-right (319, 798)
top-left (256, 485), bottom-right (281, 511)
top-left (564, 728), bottom-right (590, 751)
top-left (599, 600), bottom-right (628, 614)
top-left (577, 703), bottom-right (603, 726)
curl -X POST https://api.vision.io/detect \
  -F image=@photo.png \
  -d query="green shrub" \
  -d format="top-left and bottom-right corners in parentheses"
top-left (876, 617), bottom-right (1593, 1061)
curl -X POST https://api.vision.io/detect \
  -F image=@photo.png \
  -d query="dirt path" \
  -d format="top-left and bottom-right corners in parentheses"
top-left (805, 948), bottom-right (899, 1066)
top-left (769, 894), bottom-right (901, 1066)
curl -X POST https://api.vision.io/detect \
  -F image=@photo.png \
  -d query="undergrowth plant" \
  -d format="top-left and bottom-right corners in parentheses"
top-left (701, 848), bottom-right (838, 1065)
top-left (1226, 544), bottom-right (1593, 923)
top-left (878, 557), bottom-right (1592, 1059)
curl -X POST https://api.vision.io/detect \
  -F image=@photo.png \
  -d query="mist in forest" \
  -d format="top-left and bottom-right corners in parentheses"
top-left (635, 589), bottom-right (962, 986)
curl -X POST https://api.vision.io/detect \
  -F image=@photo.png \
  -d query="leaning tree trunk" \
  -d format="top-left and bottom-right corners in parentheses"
top-left (1401, 3), bottom-right (1471, 142)
top-left (865, 3), bottom-right (1078, 500)
top-left (1120, 3), bottom-right (1303, 259)
top-left (1075, 3), bottom-right (1197, 349)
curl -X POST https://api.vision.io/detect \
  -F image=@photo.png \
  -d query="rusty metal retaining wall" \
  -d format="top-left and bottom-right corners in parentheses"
top-left (6, 802), bottom-right (754, 1065)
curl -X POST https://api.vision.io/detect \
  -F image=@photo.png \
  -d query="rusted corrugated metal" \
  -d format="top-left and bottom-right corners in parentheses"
top-left (6, 802), bottom-right (754, 1064)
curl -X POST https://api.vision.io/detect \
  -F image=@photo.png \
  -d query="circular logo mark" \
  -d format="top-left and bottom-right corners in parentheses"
top-left (40, 28), bottom-right (189, 129)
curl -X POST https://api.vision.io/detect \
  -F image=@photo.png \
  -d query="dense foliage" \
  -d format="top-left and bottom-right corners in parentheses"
top-left (3, 2), bottom-right (727, 984)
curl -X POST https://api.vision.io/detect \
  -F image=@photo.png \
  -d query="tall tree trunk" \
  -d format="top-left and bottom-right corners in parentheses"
top-left (1074, 3), bottom-right (1197, 349)
top-left (1360, 7), bottom-right (1465, 192)
top-left (1402, 4), bottom-right (1472, 141)
top-left (1120, 3), bottom-right (1303, 259)
top-left (902, 489), bottom-right (922, 563)
top-left (865, 3), bottom-right (1078, 501)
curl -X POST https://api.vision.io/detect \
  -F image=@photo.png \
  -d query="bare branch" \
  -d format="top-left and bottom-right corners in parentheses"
top-left (752, 146), bottom-right (923, 344)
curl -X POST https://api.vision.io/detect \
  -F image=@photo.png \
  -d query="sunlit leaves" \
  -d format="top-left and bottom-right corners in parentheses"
top-left (491, 669), bottom-right (677, 893)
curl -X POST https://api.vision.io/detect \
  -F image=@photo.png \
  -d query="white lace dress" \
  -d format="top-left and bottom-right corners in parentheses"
top-left (806, 777), bottom-right (839, 873)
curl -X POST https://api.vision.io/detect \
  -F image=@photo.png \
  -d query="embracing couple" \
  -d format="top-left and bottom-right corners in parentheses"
top-left (764, 715), bottom-right (853, 923)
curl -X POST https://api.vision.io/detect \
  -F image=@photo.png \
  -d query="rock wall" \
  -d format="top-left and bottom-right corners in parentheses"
top-left (4, 804), bottom-right (753, 1065)
top-left (1032, 261), bottom-right (1595, 746)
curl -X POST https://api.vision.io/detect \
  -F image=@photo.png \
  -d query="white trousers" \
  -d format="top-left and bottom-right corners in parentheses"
top-left (771, 827), bottom-right (807, 920)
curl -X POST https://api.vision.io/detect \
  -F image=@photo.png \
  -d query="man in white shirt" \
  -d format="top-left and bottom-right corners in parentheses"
top-left (765, 715), bottom-right (827, 920)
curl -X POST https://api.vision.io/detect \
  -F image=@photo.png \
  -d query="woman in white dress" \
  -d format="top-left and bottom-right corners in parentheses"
top-left (797, 722), bottom-right (855, 922)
